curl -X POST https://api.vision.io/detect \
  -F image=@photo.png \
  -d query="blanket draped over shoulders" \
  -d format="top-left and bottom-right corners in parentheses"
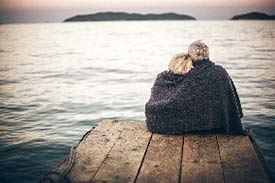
top-left (145, 60), bottom-right (244, 134)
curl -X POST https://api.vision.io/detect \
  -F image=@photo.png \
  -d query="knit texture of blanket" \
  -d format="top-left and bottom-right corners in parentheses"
top-left (145, 60), bottom-right (244, 135)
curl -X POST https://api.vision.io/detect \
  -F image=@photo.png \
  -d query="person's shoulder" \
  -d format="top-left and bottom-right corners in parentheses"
top-left (211, 62), bottom-right (230, 77)
top-left (155, 70), bottom-right (168, 80)
top-left (158, 70), bottom-right (168, 76)
top-left (205, 61), bottom-right (231, 82)
top-left (154, 71), bottom-right (168, 83)
top-left (212, 63), bottom-right (226, 72)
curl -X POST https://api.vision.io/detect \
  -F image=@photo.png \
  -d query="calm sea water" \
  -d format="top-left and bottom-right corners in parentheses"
top-left (0, 21), bottom-right (274, 182)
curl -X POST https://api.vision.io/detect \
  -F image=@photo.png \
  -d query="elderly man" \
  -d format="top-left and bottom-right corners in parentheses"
top-left (145, 40), bottom-right (244, 134)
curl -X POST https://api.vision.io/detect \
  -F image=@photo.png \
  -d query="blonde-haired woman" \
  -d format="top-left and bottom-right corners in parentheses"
top-left (168, 53), bottom-right (193, 75)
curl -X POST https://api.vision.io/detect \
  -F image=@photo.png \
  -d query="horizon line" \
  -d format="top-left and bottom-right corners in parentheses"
top-left (1, 10), bottom-right (274, 24)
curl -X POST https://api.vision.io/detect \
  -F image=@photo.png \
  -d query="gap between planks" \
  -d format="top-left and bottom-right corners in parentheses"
top-left (181, 134), bottom-right (224, 183)
top-left (133, 133), bottom-right (153, 183)
top-left (91, 121), bottom-right (152, 183)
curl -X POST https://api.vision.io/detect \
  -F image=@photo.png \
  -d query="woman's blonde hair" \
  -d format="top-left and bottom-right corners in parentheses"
top-left (168, 53), bottom-right (193, 75)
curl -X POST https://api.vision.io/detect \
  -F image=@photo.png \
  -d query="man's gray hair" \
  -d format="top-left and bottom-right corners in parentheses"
top-left (188, 40), bottom-right (209, 62)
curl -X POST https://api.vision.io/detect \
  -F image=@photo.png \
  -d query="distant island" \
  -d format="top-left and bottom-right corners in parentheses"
top-left (231, 12), bottom-right (275, 20)
top-left (64, 12), bottom-right (196, 22)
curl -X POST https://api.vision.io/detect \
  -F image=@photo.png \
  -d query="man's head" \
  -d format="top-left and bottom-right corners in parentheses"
top-left (168, 53), bottom-right (193, 75)
top-left (188, 40), bottom-right (209, 62)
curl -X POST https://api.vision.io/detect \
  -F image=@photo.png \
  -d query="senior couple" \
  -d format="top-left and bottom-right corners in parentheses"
top-left (145, 40), bottom-right (244, 134)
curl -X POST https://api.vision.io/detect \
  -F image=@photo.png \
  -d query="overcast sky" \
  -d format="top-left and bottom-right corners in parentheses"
top-left (0, 0), bottom-right (274, 23)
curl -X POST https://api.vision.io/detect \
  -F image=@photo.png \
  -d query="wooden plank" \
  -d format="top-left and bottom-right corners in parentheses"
top-left (91, 121), bottom-right (152, 183)
top-left (183, 134), bottom-right (221, 163)
top-left (43, 120), bottom-right (125, 183)
top-left (182, 134), bottom-right (224, 183)
top-left (217, 135), bottom-right (270, 183)
top-left (182, 162), bottom-right (224, 183)
top-left (135, 134), bottom-right (183, 183)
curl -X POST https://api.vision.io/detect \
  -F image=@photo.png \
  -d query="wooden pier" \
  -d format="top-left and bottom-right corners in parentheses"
top-left (41, 120), bottom-right (271, 183)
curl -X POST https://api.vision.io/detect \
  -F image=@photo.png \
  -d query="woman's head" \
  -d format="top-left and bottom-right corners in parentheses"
top-left (188, 40), bottom-right (209, 62)
top-left (168, 53), bottom-right (193, 75)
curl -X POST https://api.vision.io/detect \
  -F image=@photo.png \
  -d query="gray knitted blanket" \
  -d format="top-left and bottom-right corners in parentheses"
top-left (145, 60), bottom-right (244, 134)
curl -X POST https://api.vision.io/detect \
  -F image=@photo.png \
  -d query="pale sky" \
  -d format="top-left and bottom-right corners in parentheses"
top-left (0, 0), bottom-right (274, 23)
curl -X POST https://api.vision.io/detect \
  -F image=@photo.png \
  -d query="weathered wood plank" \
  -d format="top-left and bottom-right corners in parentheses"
top-left (183, 134), bottom-right (220, 163)
top-left (217, 135), bottom-right (270, 183)
top-left (182, 162), bottom-right (224, 183)
top-left (91, 122), bottom-right (152, 183)
top-left (135, 134), bottom-right (183, 183)
top-left (68, 120), bottom-right (128, 182)
top-left (43, 120), bottom-right (126, 183)
top-left (182, 134), bottom-right (224, 183)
